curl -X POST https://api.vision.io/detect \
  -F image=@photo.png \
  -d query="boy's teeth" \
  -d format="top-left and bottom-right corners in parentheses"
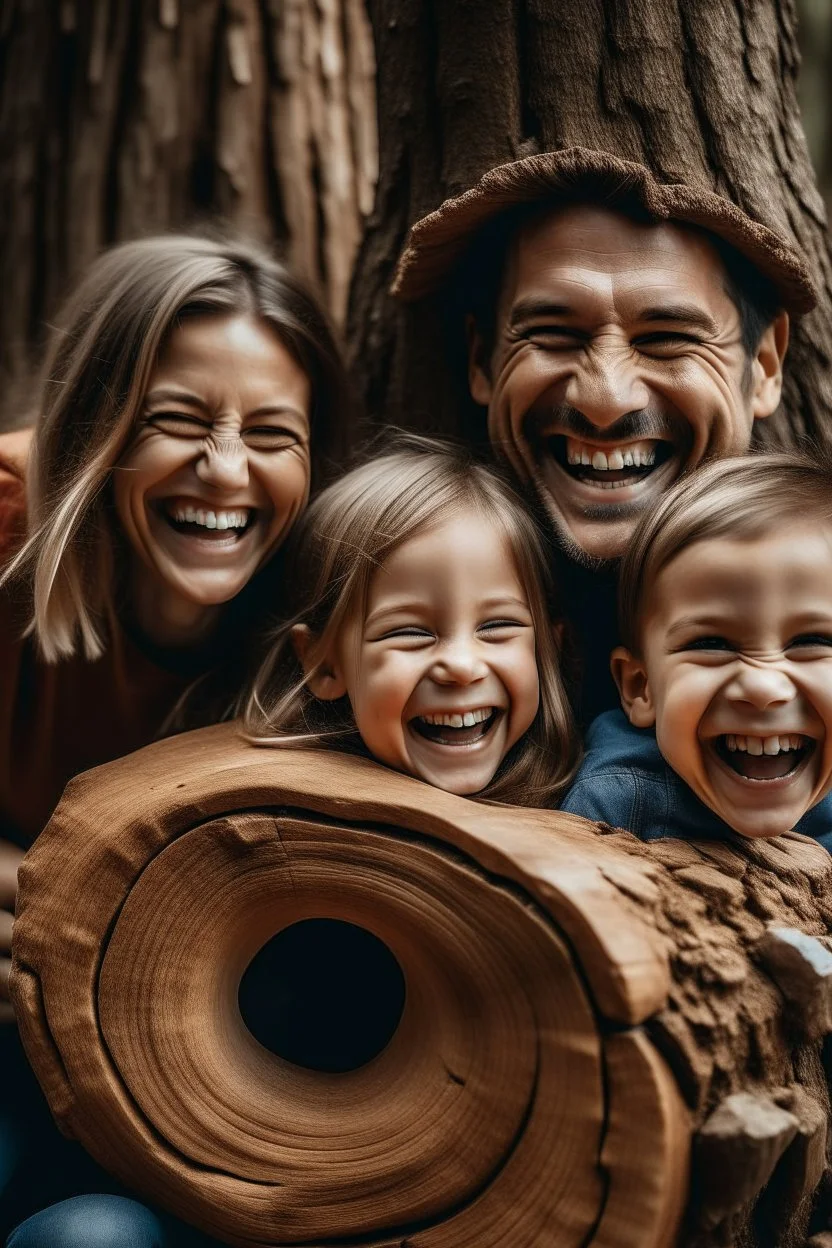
top-left (566, 438), bottom-right (658, 469)
top-left (171, 506), bottom-right (250, 529)
top-left (724, 733), bottom-right (804, 753)
top-left (419, 708), bottom-right (493, 727)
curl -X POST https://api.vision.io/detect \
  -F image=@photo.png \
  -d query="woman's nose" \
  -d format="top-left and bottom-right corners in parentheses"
top-left (195, 435), bottom-right (250, 490)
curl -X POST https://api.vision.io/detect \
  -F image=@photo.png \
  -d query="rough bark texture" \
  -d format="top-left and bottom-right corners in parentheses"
top-left (0, 0), bottom-right (377, 428)
top-left (348, 0), bottom-right (832, 453)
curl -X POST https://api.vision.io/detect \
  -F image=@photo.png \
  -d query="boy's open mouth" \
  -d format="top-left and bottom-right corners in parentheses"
top-left (713, 733), bottom-right (813, 781)
top-left (159, 501), bottom-right (256, 541)
top-left (410, 707), bottom-right (500, 747)
top-left (547, 436), bottom-right (674, 490)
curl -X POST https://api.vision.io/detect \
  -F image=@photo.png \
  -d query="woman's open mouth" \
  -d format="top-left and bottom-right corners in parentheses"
top-left (410, 707), bottom-right (501, 747)
top-left (713, 733), bottom-right (814, 781)
top-left (159, 501), bottom-right (256, 541)
top-left (547, 435), bottom-right (674, 490)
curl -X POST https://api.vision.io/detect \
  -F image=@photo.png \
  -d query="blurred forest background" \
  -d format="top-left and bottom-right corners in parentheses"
top-left (798, 0), bottom-right (832, 210)
top-left (1, 0), bottom-right (832, 435)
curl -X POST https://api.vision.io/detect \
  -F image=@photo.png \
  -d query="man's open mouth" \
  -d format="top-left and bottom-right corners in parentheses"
top-left (159, 501), bottom-right (257, 540)
top-left (713, 733), bottom-right (814, 781)
top-left (410, 707), bottom-right (501, 747)
top-left (547, 436), bottom-right (674, 489)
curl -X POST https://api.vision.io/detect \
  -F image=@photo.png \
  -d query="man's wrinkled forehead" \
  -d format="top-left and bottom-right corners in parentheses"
top-left (496, 203), bottom-right (738, 328)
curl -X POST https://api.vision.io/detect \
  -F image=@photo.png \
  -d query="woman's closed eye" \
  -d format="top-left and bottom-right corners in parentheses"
top-left (147, 411), bottom-right (210, 436)
top-left (242, 425), bottom-right (301, 450)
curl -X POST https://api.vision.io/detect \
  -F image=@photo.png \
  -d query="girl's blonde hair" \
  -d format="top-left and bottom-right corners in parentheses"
top-left (619, 450), bottom-right (832, 652)
top-left (5, 233), bottom-right (353, 662)
top-left (244, 437), bottom-right (580, 807)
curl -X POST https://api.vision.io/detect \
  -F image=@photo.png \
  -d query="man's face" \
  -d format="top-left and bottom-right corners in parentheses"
top-left (468, 206), bottom-right (787, 562)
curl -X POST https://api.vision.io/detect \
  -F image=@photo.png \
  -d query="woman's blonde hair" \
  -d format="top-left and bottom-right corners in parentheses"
top-left (619, 450), bottom-right (832, 652)
top-left (5, 233), bottom-right (353, 662)
top-left (244, 436), bottom-right (580, 807)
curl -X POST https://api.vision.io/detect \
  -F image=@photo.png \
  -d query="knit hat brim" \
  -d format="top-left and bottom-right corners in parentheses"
top-left (391, 148), bottom-right (817, 317)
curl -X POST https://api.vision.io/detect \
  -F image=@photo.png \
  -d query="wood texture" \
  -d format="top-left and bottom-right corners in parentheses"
top-left (348, 0), bottom-right (832, 453)
top-left (0, 0), bottom-right (377, 428)
top-left (10, 723), bottom-right (832, 1246)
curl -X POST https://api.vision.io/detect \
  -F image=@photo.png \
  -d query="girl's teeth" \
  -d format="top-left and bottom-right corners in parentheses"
top-left (420, 708), bottom-right (492, 727)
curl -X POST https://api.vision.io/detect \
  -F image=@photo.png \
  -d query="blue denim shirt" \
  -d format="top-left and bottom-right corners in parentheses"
top-left (561, 709), bottom-right (832, 851)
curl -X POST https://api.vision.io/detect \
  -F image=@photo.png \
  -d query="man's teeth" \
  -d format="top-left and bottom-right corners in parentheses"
top-left (171, 506), bottom-right (250, 530)
top-left (566, 438), bottom-right (658, 469)
top-left (418, 708), bottom-right (493, 728)
top-left (724, 734), bottom-right (805, 754)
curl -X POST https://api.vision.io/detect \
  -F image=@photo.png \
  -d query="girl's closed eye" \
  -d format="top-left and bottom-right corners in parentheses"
top-left (376, 625), bottom-right (435, 643)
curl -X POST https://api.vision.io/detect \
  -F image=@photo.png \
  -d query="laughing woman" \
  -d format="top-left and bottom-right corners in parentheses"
top-left (0, 234), bottom-right (352, 1245)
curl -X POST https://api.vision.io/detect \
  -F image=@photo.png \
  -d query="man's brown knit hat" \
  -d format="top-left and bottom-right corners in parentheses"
top-left (391, 147), bottom-right (817, 317)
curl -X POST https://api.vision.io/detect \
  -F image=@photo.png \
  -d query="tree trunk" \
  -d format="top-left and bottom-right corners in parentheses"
top-left (13, 724), bottom-right (832, 1247)
top-left (0, 0), bottom-right (377, 428)
top-left (348, 0), bottom-right (832, 453)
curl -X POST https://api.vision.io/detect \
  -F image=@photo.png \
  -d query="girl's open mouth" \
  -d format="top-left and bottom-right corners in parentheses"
top-left (410, 707), bottom-right (500, 747)
top-left (547, 435), bottom-right (674, 490)
top-left (713, 733), bottom-right (813, 781)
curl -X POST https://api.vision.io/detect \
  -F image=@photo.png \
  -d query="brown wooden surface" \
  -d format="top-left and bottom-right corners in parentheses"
top-left (0, 0), bottom-right (377, 428)
top-left (11, 721), bottom-right (832, 1246)
top-left (12, 722), bottom-right (684, 1247)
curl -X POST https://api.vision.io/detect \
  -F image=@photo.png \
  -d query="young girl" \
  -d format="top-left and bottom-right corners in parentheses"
top-left (245, 437), bottom-right (580, 806)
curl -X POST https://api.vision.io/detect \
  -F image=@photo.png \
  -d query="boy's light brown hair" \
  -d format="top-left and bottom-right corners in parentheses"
top-left (244, 436), bottom-right (580, 807)
top-left (619, 451), bottom-right (832, 653)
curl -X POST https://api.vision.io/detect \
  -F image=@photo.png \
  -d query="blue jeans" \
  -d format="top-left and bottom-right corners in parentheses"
top-left (0, 1030), bottom-right (220, 1247)
top-left (6, 1196), bottom-right (221, 1246)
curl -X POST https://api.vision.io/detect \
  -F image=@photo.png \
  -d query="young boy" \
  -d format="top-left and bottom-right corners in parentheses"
top-left (561, 452), bottom-right (832, 847)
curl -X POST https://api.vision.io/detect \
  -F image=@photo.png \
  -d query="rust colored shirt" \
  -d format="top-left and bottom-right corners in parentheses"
top-left (0, 430), bottom-right (193, 846)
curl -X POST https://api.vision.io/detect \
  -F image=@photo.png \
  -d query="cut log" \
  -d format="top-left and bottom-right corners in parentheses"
top-left (694, 1092), bottom-right (799, 1228)
top-left (10, 722), bottom-right (832, 1247)
top-left (757, 927), bottom-right (832, 1038)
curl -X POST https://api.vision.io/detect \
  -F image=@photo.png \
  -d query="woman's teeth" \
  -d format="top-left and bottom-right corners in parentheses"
top-left (169, 506), bottom-right (250, 530)
top-left (418, 708), bottom-right (493, 728)
top-left (723, 733), bottom-right (805, 755)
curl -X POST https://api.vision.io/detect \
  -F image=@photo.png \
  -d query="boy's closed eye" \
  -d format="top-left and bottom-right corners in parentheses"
top-left (677, 635), bottom-right (736, 653)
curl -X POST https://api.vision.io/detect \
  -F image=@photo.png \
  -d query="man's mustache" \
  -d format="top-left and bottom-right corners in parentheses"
top-left (528, 404), bottom-right (683, 444)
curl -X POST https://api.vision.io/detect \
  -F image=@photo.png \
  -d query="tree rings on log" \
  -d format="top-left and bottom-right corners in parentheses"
top-left (11, 722), bottom-right (688, 1247)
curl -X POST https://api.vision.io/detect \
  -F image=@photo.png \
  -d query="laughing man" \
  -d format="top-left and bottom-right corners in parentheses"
top-left (393, 149), bottom-right (817, 718)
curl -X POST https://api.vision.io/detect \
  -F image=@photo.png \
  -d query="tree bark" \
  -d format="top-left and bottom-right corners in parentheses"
top-left (0, 0), bottom-right (377, 428)
top-left (348, 0), bottom-right (832, 453)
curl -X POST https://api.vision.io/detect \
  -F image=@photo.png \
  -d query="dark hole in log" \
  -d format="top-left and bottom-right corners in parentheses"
top-left (238, 918), bottom-right (407, 1073)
